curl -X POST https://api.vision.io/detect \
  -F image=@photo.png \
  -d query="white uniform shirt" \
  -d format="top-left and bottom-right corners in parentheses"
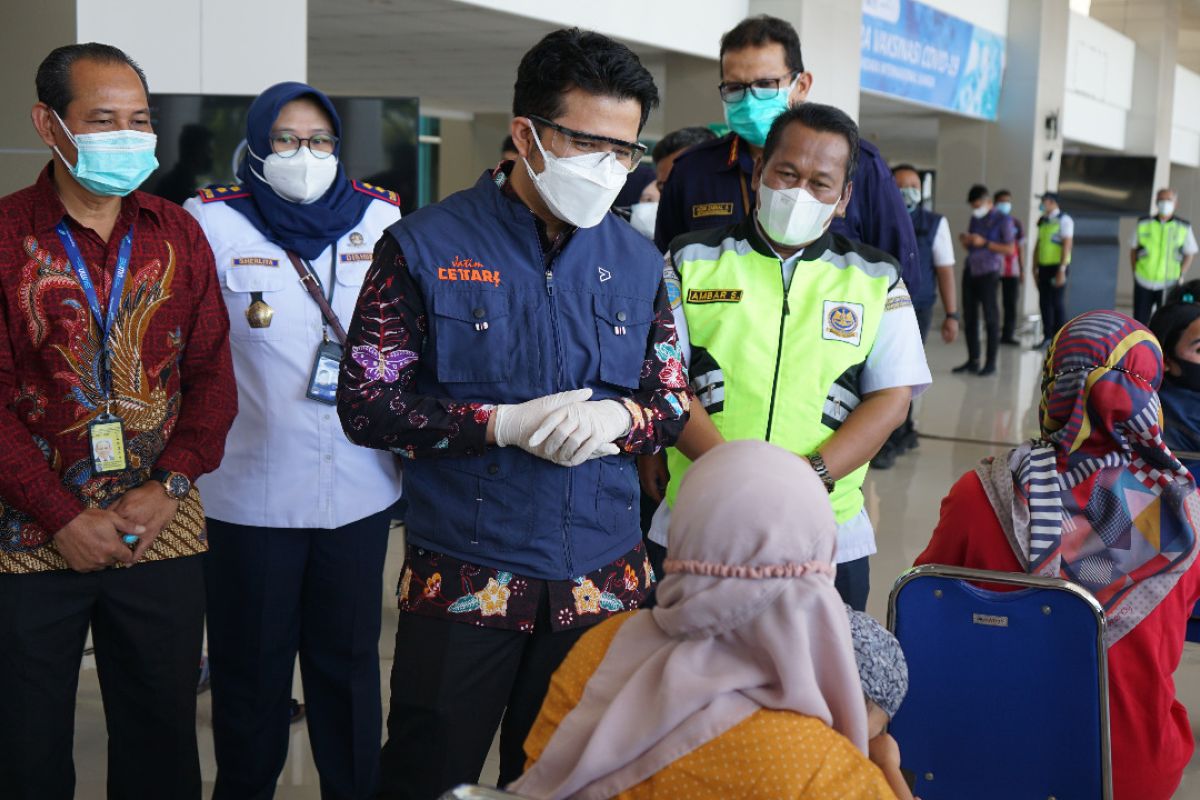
top-left (185, 193), bottom-right (403, 529)
top-left (931, 217), bottom-right (955, 268)
top-left (650, 247), bottom-right (933, 563)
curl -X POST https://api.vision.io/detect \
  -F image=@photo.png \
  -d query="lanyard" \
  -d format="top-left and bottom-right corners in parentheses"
top-left (55, 220), bottom-right (134, 400)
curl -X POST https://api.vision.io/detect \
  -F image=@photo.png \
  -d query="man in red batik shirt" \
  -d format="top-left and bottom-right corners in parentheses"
top-left (0, 43), bottom-right (235, 799)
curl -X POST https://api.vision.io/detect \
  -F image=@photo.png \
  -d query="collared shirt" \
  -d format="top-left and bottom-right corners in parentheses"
top-left (184, 191), bottom-right (404, 529)
top-left (654, 133), bottom-right (922, 298)
top-left (0, 164), bottom-right (236, 572)
top-left (1000, 216), bottom-right (1024, 278)
top-left (966, 209), bottom-right (1016, 277)
top-left (339, 163), bottom-right (687, 630)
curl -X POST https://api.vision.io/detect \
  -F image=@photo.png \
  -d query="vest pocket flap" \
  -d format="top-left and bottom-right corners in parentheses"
top-left (224, 266), bottom-right (287, 294)
top-left (592, 295), bottom-right (655, 327)
top-left (432, 289), bottom-right (511, 323)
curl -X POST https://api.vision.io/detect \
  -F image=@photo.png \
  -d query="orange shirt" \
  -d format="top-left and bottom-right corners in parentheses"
top-left (524, 612), bottom-right (897, 800)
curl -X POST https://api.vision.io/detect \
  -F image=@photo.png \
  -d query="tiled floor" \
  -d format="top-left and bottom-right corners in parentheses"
top-left (70, 326), bottom-right (1200, 797)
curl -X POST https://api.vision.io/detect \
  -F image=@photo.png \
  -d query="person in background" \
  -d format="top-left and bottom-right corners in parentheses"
top-left (184, 81), bottom-right (404, 799)
top-left (653, 15), bottom-right (921, 299)
top-left (1149, 280), bottom-right (1200, 478)
top-left (153, 123), bottom-right (214, 206)
top-left (994, 189), bottom-right (1025, 345)
top-left (955, 184), bottom-right (1015, 376)
top-left (512, 441), bottom-right (895, 800)
top-left (642, 104), bottom-right (931, 613)
top-left (848, 607), bottom-right (915, 800)
top-left (338, 29), bottom-right (689, 798)
top-left (0, 42), bottom-right (236, 798)
top-left (501, 135), bottom-right (519, 163)
top-left (613, 163), bottom-right (658, 240)
top-left (875, 163), bottom-right (958, 470)
top-left (1132, 187), bottom-right (1197, 324)
top-left (1033, 191), bottom-right (1073, 348)
top-left (651, 125), bottom-right (717, 192)
top-left (917, 310), bottom-right (1200, 800)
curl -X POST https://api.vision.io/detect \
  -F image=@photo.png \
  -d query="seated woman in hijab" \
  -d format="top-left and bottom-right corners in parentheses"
top-left (916, 310), bottom-right (1200, 800)
top-left (1149, 280), bottom-right (1200, 477)
top-left (510, 440), bottom-right (895, 800)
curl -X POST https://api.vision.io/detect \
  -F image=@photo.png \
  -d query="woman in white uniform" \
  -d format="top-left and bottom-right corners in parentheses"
top-left (184, 81), bottom-right (403, 799)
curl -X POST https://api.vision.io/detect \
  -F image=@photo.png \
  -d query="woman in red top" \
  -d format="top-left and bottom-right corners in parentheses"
top-left (917, 310), bottom-right (1200, 800)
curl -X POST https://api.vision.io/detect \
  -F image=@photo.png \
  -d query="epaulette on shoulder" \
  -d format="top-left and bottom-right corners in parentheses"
top-left (353, 180), bottom-right (402, 206)
top-left (196, 184), bottom-right (250, 203)
top-left (1175, 216), bottom-right (1191, 227)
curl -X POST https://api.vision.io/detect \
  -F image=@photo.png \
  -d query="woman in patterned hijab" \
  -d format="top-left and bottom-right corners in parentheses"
top-left (916, 309), bottom-right (1200, 800)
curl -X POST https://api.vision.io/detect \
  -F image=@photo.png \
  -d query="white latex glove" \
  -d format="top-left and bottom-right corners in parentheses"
top-left (528, 399), bottom-right (632, 468)
top-left (493, 389), bottom-right (593, 451)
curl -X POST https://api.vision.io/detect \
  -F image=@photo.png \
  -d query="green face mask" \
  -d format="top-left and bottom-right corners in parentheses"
top-left (723, 80), bottom-right (796, 148)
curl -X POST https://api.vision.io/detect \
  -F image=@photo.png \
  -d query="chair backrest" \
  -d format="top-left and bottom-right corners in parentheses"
top-left (887, 564), bottom-right (1112, 800)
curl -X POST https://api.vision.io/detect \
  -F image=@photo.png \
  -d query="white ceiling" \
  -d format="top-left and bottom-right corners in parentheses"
top-left (308, 0), bottom-right (667, 115)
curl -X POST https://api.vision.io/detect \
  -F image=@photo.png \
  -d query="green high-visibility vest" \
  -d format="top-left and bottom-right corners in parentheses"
top-left (1037, 216), bottom-right (1070, 266)
top-left (665, 220), bottom-right (898, 525)
top-left (1135, 216), bottom-right (1192, 285)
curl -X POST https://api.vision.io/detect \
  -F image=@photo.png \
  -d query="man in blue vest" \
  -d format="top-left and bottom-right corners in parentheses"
top-left (338, 29), bottom-right (690, 799)
top-left (875, 163), bottom-right (958, 466)
top-left (654, 14), bottom-right (922, 298)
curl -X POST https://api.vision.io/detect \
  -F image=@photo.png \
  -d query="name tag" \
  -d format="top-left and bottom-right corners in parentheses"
top-left (231, 257), bottom-right (279, 268)
top-left (692, 202), bottom-right (734, 219)
top-left (686, 289), bottom-right (743, 304)
top-left (339, 252), bottom-right (374, 263)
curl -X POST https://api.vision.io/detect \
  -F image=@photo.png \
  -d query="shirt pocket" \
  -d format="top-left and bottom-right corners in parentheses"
top-left (593, 294), bottom-right (655, 391)
top-left (223, 265), bottom-right (289, 342)
top-left (430, 287), bottom-right (512, 383)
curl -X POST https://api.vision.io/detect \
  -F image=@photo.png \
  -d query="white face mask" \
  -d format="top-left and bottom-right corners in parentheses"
top-left (1159, 199), bottom-right (1176, 217)
top-left (522, 123), bottom-right (629, 229)
top-left (255, 147), bottom-right (339, 204)
top-left (756, 184), bottom-right (839, 247)
top-left (971, 205), bottom-right (990, 219)
top-left (628, 201), bottom-right (658, 239)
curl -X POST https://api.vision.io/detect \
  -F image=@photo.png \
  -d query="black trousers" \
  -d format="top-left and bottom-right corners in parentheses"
top-left (205, 510), bottom-right (392, 800)
top-left (886, 304), bottom-right (934, 449)
top-left (963, 270), bottom-right (1000, 366)
top-left (834, 555), bottom-right (871, 611)
top-left (378, 597), bottom-right (588, 800)
top-left (0, 556), bottom-right (205, 800)
top-left (1001, 276), bottom-right (1021, 339)
top-left (1133, 282), bottom-right (1173, 325)
top-left (1036, 266), bottom-right (1068, 341)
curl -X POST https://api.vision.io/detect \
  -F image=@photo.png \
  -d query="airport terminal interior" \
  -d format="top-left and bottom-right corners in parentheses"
top-left (7, 0), bottom-right (1200, 796)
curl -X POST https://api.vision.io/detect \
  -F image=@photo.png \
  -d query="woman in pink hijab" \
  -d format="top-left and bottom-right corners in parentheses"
top-left (511, 440), bottom-right (894, 799)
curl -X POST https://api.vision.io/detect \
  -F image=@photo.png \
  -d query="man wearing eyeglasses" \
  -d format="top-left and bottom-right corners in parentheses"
top-left (654, 15), bottom-right (920, 298)
top-left (338, 28), bottom-right (690, 799)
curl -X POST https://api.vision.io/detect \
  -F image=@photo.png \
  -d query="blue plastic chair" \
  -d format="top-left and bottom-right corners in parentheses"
top-left (887, 564), bottom-right (1112, 799)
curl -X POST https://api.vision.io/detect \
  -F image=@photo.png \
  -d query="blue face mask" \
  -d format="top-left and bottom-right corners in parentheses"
top-left (723, 78), bottom-right (796, 148)
top-left (53, 110), bottom-right (158, 197)
top-left (996, 201), bottom-right (1012, 215)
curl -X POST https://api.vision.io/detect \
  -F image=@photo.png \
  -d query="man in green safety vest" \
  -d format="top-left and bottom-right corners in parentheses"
top-left (1033, 191), bottom-right (1074, 348)
top-left (639, 103), bottom-right (932, 611)
top-left (1131, 187), bottom-right (1197, 324)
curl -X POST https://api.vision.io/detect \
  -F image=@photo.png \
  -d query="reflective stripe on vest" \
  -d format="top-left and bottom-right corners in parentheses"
top-left (1037, 217), bottom-right (1068, 266)
top-left (665, 229), bottom-right (896, 525)
top-left (1136, 218), bottom-right (1191, 285)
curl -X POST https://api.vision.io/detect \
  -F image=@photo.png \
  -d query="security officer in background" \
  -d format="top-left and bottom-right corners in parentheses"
top-left (1034, 191), bottom-right (1074, 347)
top-left (654, 14), bottom-right (921, 298)
top-left (338, 28), bottom-right (689, 798)
top-left (1132, 187), bottom-right (1198, 324)
top-left (643, 104), bottom-right (932, 612)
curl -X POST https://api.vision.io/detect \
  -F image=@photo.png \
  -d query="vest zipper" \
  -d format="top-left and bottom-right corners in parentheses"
top-left (538, 235), bottom-right (575, 575)
top-left (763, 272), bottom-right (789, 441)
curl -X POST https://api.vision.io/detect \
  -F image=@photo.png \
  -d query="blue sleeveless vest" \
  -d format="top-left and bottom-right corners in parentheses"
top-left (909, 206), bottom-right (941, 310)
top-left (388, 171), bottom-right (663, 580)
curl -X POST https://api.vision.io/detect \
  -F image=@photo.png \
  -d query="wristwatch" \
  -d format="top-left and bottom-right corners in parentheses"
top-left (806, 452), bottom-right (836, 494)
top-left (945, 312), bottom-right (961, 321)
top-left (151, 468), bottom-right (191, 500)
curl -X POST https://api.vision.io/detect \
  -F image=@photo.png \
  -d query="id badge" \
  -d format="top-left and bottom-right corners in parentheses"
top-left (89, 413), bottom-right (128, 474)
top-left (306, 341), bottom-right (344, 405)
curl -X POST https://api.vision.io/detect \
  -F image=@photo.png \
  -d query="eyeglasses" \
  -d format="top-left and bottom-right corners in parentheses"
top-left (526, 115), bottom-right (647, 171)
top-left (718, 73), bottom-right (799, 104)
top-left (269, 132), bottom-right (339, 159)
